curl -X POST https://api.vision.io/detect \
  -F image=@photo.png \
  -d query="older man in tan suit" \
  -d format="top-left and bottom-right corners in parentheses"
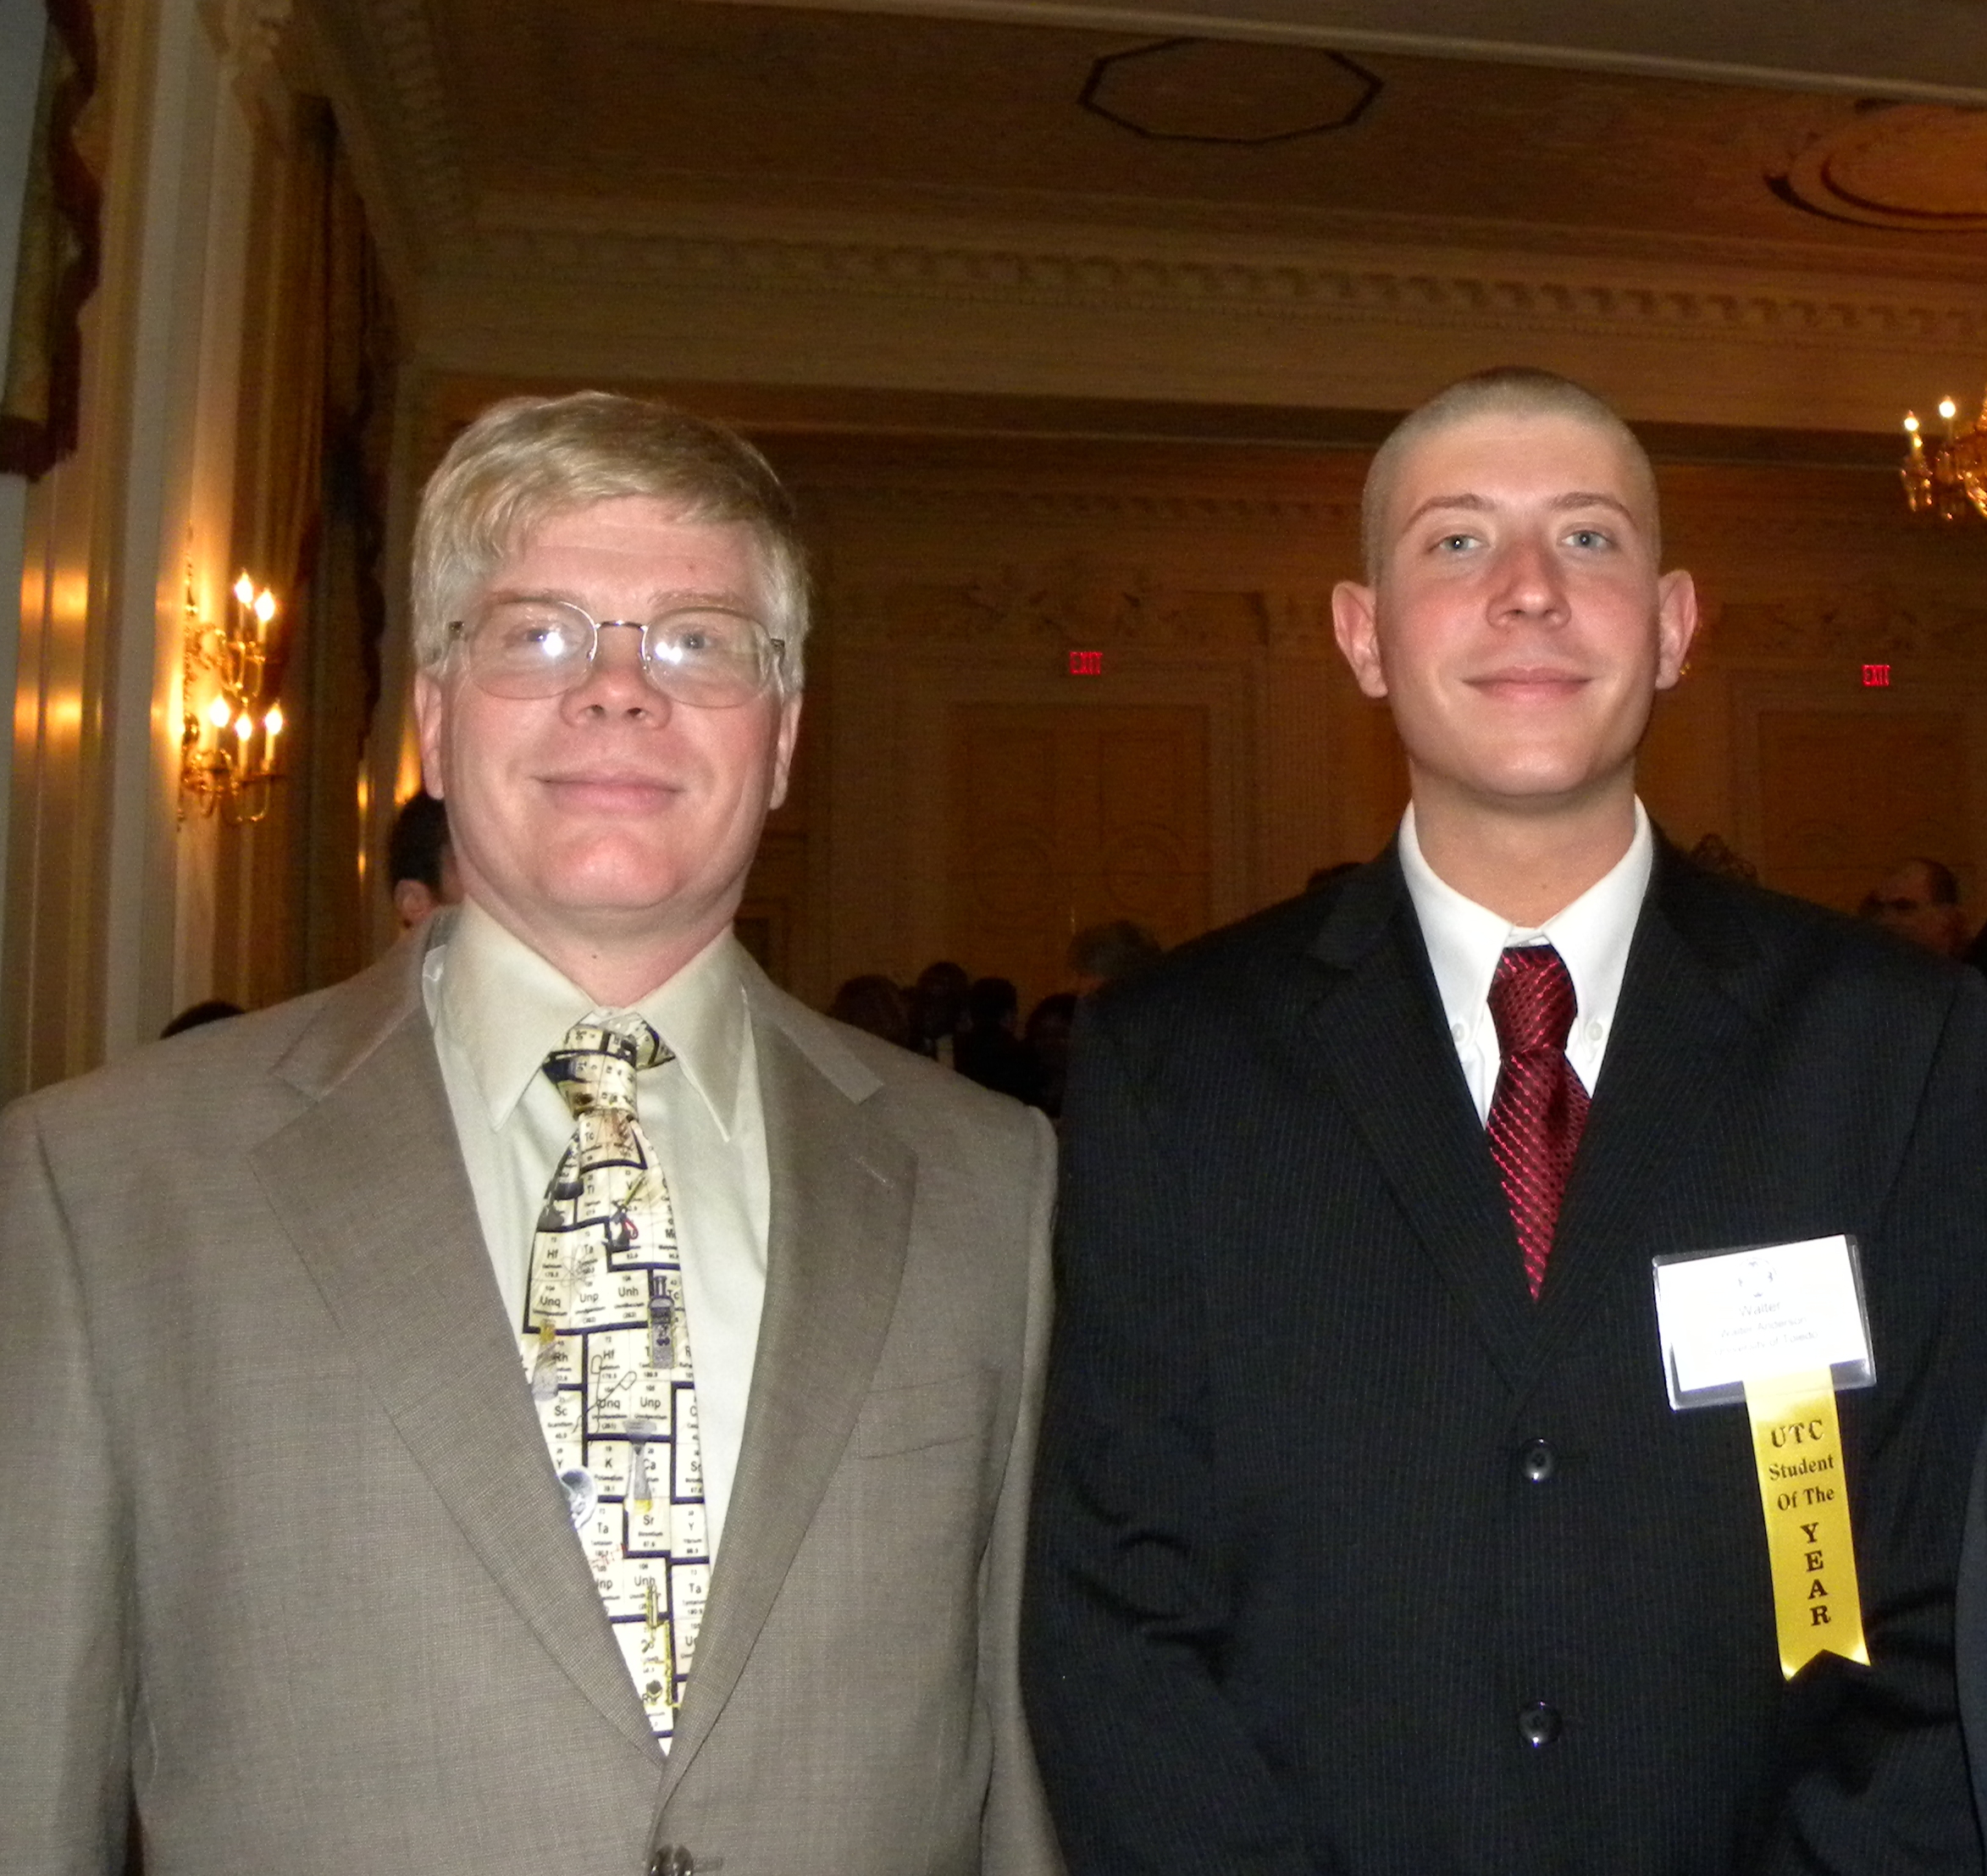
top-left (0, 394), bottom-right (1059, 1876)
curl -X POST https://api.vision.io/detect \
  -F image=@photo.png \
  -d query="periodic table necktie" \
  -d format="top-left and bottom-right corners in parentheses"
top-left (521, 1013), bottom-right (707, 1746)
top-left (1486, 944), bottom-right (1590, 1301)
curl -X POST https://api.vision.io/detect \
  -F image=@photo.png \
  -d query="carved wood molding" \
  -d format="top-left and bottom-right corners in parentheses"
top-left (1708, 578), bottom-right (1987, 661)
top-left (800, 479), bottom-right (1358, 529)
top-left (833, 574), bottom-right (1340, 651)
top-left (325, 0), bottom-right (472, 242)
top-left (207, 0), bottom-right (294, 80)
top-left (453, 223), bottom-right (1987, 354)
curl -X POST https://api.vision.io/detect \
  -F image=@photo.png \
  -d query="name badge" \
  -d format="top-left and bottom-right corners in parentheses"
top-left (1652, 1236), bottom-right (1874, 1680)
top-left (1652, 1234), bottom-right (1874, 1411)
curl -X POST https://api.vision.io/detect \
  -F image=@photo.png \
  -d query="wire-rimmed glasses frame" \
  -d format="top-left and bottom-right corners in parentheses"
top-left (445, 595), bottom-right (788, 709)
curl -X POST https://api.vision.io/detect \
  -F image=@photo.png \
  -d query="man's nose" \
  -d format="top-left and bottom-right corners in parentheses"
top-left (1489, 535), bottom-right (1569, 623)
top-left (566, 622), bottom-right (669, 717)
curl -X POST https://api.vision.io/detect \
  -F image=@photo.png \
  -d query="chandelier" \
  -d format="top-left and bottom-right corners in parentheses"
top-left (180, 566), bottom-right (286, 824)
top-left (1901, 394), bottom-right (1987, 520)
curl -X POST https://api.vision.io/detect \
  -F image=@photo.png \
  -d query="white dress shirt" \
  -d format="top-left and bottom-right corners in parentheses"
top-left (423, 900), bottom-right (769, 1557)
top-left (1398, 799), bottom-right (1654, 1123)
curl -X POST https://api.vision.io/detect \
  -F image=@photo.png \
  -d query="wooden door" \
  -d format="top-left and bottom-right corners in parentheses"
top-left (946, 703), bottom-right (1209, 1011)
top-left (1757, 709), bottom-right (1971, 912)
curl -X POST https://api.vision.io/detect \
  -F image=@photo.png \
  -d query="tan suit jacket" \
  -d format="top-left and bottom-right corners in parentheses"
top-left (0, 928), bottom-right (1060, 1876)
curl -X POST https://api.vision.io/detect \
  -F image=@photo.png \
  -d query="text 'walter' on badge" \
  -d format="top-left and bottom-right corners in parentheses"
top-left (1652, 1235), bottom-right (1875, 1680)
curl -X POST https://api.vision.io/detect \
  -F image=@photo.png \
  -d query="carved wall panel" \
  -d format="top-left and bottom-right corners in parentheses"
top-left (945, 702), bottom-right (1209, 1011)
top-left (1756, 710), bottom-right (1972, 911)
top-left (703, 434), bottom-right (1987, 1007)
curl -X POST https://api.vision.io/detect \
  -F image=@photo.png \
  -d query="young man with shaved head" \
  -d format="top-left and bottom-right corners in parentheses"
top-left (1026, 368), bottom-right (1987, 1873)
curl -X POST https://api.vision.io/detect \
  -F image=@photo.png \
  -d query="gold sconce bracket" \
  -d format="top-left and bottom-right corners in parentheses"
top-left (180, 562), bottom-right (286, 826)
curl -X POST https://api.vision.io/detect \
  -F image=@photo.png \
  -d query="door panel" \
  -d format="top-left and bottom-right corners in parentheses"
top-left (1757, 710), bottom-right (1970, 912)
top-left (948, 703), bottom-right (1209, 1010)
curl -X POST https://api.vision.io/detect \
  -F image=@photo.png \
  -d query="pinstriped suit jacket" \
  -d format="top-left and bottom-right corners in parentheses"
top-left (0, 922), bottom-right (1060, 1876)
top-left (1026, 841), bottom-right (1987, 1875)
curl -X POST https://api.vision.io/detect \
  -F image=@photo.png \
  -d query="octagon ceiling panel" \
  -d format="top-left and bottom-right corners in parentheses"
top-left (405, 0), bottom-right (1987, 265)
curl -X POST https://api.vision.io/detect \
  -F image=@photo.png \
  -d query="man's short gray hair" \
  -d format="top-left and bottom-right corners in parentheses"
top-left (1360, 367), bottom-right (1659, 581)
top-left (410, 391), bottom-right (811, 687)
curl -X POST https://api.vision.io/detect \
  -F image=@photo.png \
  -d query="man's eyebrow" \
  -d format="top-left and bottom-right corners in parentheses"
top-left (487, 584), bottom-right (756, 611)
top-left (1397, 493), bottom-right (1492, 532)
top-left (1549, 491), bottom-right (1637, 520)
top-left (1396, 490), bottom-right (1640, 532)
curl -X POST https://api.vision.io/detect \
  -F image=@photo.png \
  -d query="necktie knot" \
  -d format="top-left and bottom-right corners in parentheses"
top-left (543, 1014), bottom-right (672, 1118)
top-left (1488, 945), bottom-right (1577, 1057)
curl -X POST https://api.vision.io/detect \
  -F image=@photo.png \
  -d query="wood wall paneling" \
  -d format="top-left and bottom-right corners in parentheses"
top-left (1757, 708), bottom-right (1971, 911)
top-left (946, 700), bottom-right (1210, 1012)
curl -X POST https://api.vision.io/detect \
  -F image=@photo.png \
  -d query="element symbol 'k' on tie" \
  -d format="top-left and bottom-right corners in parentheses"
top-left (521, 1014), bottom-right (706, 1746)
top-left (1486, 945), bottom-right (1590, 1300)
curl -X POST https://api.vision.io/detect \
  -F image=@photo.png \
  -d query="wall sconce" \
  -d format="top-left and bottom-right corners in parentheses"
top-left (180, 564), bottom-right (285, 824)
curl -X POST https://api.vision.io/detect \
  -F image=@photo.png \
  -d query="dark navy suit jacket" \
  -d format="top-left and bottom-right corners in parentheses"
top-left (1027, 840), bottom-right (1987, 1875)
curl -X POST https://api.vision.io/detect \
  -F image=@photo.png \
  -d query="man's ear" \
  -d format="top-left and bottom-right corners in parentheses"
top-left (1653, 569), bottom-right (1700, 690)
top-left (767, 692), bottom-right (803, 813)
top-left (413, 671), bottom-right (447, 798)
top-left (1332, 580), bottom-right (1390, 700)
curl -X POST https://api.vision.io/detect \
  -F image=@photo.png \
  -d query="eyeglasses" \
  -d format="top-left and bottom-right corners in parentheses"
top-left (446, 596), bottom-right (786, 708)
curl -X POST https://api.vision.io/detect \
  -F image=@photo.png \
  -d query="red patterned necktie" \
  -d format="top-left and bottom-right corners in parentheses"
top-left (1486, 945), bottom-right (1590, 1299)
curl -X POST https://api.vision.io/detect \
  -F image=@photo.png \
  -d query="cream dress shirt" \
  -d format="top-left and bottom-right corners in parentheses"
top-left (1397, 798), bottom-right (1655, 1123)
top-left (423, 900), bottom-right (769, 1557)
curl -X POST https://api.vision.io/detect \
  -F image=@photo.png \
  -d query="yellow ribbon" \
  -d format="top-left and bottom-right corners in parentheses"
top-left (1744, 1368), bottom-right (1868, 1679)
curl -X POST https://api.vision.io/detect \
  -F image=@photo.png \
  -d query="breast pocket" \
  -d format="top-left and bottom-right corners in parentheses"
top-left (851, 1370), bottom-right (995, 1458)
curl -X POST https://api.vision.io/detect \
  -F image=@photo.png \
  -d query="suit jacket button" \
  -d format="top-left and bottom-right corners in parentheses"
top-left (1518, 1701), bottom-right (1562, 1747)
top-left (648, 1850), bottom-right (694, 1876)
top-left (1520, 1438), bottom-right (1556, 1483)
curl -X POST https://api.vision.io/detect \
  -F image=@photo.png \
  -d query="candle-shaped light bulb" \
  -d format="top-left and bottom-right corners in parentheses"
top-left (235, 712), bottom-right (253, 744)
top-left (1940, 397), bottom-right (1958, 421)
top-left (207, 695), bottom-right (231, 731)
top-left (1905, 412), bottom-right (1920, 434)
top-left (233, 573), bottom-right (255, 608)
top-left (254, 588), bottom-right (275, 627)
top-left (263, 703), bottom-right (284, 767)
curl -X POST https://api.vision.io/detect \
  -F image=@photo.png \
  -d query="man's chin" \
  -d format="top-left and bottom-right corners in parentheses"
top-left (1414, 753), bottom-right (1636, 820)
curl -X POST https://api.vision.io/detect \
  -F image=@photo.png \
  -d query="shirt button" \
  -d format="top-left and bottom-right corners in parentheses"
top-left (1520, 1438), bottom-right (1556, 1484)
top-left (1452, 1021), bottom-right (1468, 1043)
top-left (1586, 1019), bottom-right (1603, 1041)
top-left (1518, 1701), bottom-right (1562, 1747)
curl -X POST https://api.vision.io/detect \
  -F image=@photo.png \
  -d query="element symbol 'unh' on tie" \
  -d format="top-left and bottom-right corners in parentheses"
top-left (519, 1013), bottom-right (706, 1747)
top-left (1485, 945), bottom-right (1591, 1300)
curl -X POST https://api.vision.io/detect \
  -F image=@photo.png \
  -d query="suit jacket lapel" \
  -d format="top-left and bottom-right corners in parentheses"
top-left (252, 933), bottom-right (661, 1757)
top-left (1306, 856), bottom-right (1539, 1386)
top-left (658, 988), bottom-right (913, 1799)
top-left (1531, 844), bottom-right (1763, 1363)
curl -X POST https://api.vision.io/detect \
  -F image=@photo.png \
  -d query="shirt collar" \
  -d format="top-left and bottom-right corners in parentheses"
top-left (430, 897), bottom-right (749, 1137)
top-left (1398, 798), bottom-right (1654, 1039)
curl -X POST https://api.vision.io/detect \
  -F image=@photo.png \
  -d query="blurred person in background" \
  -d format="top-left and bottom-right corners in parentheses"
top-left (1863, 855), bottom-right (1969, 959)
top-left (827, 972), bottom-right (914, 1050)
top-left (388, 787), bottom-right (462, 928)
top-left (1065, 919), bottom-right (1161, 995)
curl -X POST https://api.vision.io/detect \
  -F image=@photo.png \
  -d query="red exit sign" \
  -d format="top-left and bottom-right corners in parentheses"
top-left (1068, 650), bottom-right (1103, 676)
top-left (1862, 662), bottom-right (1891, 688)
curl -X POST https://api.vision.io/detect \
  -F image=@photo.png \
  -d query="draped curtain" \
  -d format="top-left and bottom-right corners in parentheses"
top-left (0, 0), bottom-right (100, 478)
top-left (216, 94), bottom-right (397, 1008)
